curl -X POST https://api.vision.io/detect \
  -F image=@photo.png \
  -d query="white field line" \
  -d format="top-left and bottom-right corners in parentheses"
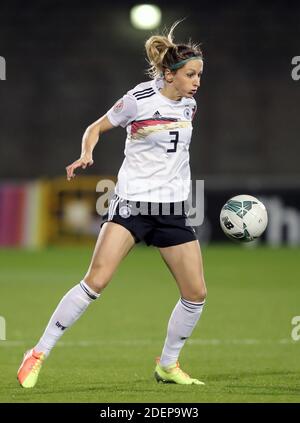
top-left (0, 338), bottom-right (296, 347)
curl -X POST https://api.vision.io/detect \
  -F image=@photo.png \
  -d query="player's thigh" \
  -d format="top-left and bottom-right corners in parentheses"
top-left (84, 222), bottom-right (136, 290)
top-left (159, 240), bottom-right (207, 302)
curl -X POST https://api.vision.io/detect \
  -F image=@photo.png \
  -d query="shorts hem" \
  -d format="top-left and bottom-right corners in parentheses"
top-left (101, 219), bottom-right (140, 244)
top-left (151, 236), bottom-right (197, 248)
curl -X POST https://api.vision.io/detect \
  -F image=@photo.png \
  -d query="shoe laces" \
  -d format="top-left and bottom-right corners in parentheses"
top-left (156, 357), bottom-right (190, 379)
top-left (29, 352), bottom-right (44, 374)
top-left (30, 360), bottom-right (41, 374)
top-left (174, 361), bottom-right (190, 379)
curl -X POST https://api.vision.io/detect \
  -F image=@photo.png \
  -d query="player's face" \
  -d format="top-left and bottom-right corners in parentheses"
top-left (173, 59), bottom-right (203, 98)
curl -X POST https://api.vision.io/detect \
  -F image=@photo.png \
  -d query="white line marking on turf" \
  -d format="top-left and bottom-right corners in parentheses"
top-left (0, 338), bottom-right (295, 347)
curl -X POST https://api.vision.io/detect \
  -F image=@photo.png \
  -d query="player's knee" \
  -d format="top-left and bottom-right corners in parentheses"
top-left (197, 277), bottom-right (207, 302)
top-left (198, 286), bottom-right (207, 303)
top-left (191, 290), bottom-right (207, 303)
top-left (84, 274), bottom-right (111, 293)
top-left (84, 264), bottom-right (113, 293)
top-left (184, 283), bottom-right (207, 303)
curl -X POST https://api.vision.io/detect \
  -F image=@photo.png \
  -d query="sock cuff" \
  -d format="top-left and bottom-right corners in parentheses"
top-left (180, 297), bottom-right (205, 311)
top-left (80, 280), bottom-right (100, 300)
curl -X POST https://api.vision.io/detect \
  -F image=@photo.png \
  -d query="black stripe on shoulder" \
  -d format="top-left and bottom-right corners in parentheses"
top-left (133, 87), bottom-right (154, 96)
top-left (135, 91), bottom-right (155, 99)
top-left (135, 91), bottom-right (156, 101)
top-left (135, 90), bottom-right (155, 99)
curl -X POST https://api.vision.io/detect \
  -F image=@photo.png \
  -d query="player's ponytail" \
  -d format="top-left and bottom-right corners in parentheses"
top-left (145, 27), bottom-right (176, 79)
top-left (145, 20), bottom-right (203, 79)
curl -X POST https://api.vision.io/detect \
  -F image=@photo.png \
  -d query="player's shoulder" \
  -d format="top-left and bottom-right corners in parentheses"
top-left (126, 80), bottom-right (156, 101)
top-left (183, 96), bottom-right (197, 108)
top-left (182, 97), bottom-right (197, 120)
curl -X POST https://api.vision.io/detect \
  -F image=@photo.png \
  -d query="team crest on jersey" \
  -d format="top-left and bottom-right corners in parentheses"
top-left (184, 107), bottom-right (192, 119)
top-left (119, 205), bottom-right (131, 218)
top-left (113, 99), bottom-right (124, 113)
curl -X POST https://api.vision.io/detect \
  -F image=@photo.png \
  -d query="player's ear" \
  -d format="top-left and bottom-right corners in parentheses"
top-left (164, 68), bottom-right (174, 83)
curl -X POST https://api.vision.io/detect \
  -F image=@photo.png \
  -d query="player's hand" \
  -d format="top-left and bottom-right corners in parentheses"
top-left (66, 155), bottom-right (94, 181)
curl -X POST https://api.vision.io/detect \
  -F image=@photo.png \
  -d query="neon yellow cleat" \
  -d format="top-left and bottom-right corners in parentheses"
top-left (154, 358), bottom-right (205, 385)
top-left (17, 349), bottom-right (45, 388)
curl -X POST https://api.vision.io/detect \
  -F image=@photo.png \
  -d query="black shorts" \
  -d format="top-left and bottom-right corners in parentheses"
top-left (100, 194), bottom-right (197, 248)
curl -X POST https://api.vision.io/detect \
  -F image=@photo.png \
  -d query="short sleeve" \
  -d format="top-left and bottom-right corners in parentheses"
top-left (106, 94), bottom-right (138, 128)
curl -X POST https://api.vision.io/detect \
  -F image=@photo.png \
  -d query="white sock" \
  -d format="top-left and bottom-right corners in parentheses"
top-left (34, 280), bottom-right (99, 357)
top-left (159, 297), bottom-right (205, 368)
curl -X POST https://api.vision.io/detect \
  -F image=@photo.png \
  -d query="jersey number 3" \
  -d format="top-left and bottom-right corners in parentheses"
top-left (167, 131), bottom-right (179, 153)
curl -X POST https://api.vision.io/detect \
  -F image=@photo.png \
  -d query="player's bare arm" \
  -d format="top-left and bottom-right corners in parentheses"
top-left (66, 114), bottom-right (114, 181)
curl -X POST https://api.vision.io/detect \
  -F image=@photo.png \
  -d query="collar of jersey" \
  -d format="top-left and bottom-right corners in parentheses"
top-left (152, 78), bottom-right (185, 106)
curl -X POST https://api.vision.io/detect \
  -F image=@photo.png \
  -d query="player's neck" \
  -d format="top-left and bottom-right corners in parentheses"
top-left (159, 85), bottom-right (182, 102)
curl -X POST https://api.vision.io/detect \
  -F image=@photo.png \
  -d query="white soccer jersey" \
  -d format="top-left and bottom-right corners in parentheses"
top-left (106, 78), bottom-right (197, 202)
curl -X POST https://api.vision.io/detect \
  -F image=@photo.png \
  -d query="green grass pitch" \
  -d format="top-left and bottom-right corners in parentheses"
top-left (0, 244), bottom-right (300, 403)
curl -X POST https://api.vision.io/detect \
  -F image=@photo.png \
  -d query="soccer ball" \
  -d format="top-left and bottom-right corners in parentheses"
top-left (220, 194), bottom-right (268, 242)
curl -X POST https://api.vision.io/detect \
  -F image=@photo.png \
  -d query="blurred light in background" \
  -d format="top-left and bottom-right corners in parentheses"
top-left (63, 199), bottom-right (92, 233)
top-left (130, 4), bottom-right (162, 30)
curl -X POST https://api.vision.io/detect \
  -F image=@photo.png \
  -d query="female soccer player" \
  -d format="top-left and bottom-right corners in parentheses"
top-left (17, 22), bottom-right (207, 387)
